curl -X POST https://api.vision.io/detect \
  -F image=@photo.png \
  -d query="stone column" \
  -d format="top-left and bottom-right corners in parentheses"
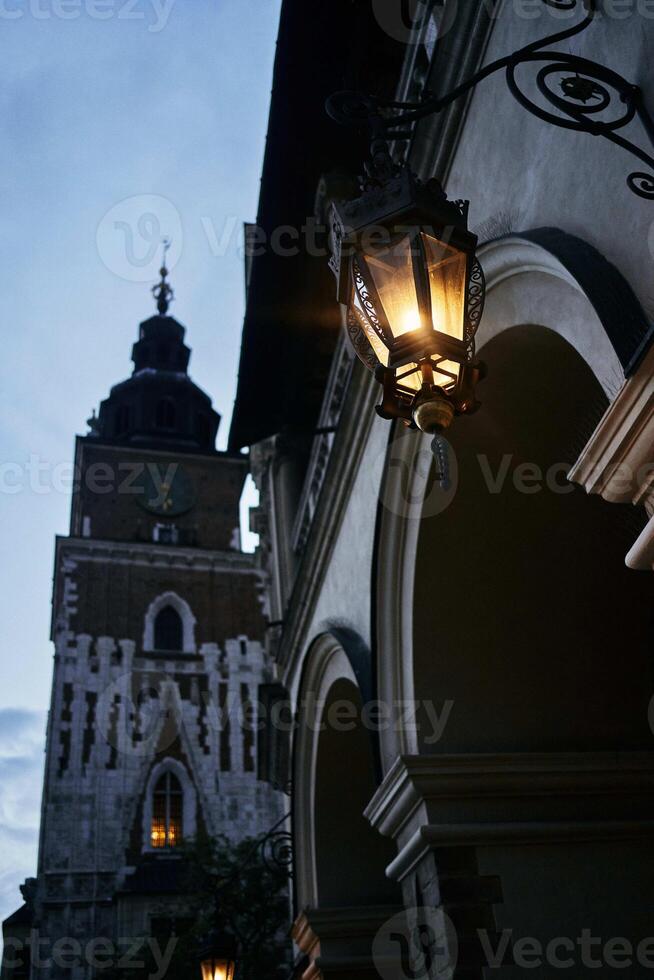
top-left (365, 752), bottom-right (654, 979)
top-left (292, 906), bottom-right (404, 980)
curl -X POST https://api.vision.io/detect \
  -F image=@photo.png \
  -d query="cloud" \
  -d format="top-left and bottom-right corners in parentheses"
top-left (0, 708), bottom-right (46, 935)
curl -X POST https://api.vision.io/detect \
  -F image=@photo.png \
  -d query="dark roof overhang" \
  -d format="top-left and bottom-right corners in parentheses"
top-left (228, 0), bottom-right (406, 450)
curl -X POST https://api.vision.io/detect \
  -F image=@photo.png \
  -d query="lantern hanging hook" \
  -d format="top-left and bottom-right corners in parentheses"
top-left (325, 90), bottom-right (400, 186)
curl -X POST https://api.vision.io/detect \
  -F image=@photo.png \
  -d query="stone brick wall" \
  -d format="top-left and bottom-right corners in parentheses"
top-left (30, 440), bottom-right (285, 960)
top-left (69, 438), bottom-right (247, 551)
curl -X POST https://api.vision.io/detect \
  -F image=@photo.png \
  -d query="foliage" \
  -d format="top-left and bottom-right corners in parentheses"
top-left (184, 832), bottom-right (292, 980)
top-left (101, 833), bottom-right (292, 980)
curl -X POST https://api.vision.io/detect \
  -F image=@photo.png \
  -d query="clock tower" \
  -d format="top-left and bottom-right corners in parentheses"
top-left (3, 272), bottom-right (283, 974)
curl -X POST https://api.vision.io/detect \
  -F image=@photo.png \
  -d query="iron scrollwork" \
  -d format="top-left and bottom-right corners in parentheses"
top-left (466, 259), bottom-right (485, 349)
top-left (326, 0), bottom-right (654, 200)
top-left (235, 811), bottom-right (294, 881)
top-left (260, 827), bottom-right (294, 876)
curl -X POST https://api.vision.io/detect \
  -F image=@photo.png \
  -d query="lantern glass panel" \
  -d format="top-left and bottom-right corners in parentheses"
top-left (362, 234), bottom-right (423, 340)
top-left (394, 362), bottom-right (421, 393)
top-left (394, 358), bottom-right (460, 395)
top-left (422, 233), bottom-right (468, 341)
top-left (201, 959), bottom-right (235, 980)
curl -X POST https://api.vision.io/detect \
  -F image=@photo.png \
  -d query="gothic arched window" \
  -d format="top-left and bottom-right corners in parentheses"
top-left (156, 398), bottom-right (176, 429)
top-left (154, 605), bottom-right (183, 651)
top-left (150, 772), bottom-right (183, 849)
top-left (143, 592), bottom-right (196, 655)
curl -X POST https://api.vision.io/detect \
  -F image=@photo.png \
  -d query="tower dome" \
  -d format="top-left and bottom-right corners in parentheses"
top-left (93, 261), bottom-right (220, 451)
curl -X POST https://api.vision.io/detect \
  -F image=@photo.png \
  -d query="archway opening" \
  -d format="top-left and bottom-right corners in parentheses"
top-left (313, 678), bottom-right (399, 907)
top-left (412, 324), bottom-right (653, 753)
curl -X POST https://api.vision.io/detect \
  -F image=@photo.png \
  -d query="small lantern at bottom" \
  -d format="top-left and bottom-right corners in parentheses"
top-left (329, 168), bottom-right (486, 433)
top-left (200, 935), bottom-right (237, 980)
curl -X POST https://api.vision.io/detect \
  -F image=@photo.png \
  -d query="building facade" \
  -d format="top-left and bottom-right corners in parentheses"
top-left (230, 1), bottom-right (654, 978)
top-left (3, 290), bottom-right (284, 975)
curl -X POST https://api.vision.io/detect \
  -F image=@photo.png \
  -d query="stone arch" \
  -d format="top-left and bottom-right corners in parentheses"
top-left (142, 757), bottom-right (197, 852)
top-left (374, 233), bottom-right (653, 772)
top-left (292, 632), bottom-right (399, 911)
top-left (143, 591), bottom-right (196, 654)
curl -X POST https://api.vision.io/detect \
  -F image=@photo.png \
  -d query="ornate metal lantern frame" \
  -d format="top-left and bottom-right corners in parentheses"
top-left (326, 0), bottom-right (654, 432)
top-left (329, 168), bottom-right (486, 431)
top-left (199, 935), bottom-right (237, 980)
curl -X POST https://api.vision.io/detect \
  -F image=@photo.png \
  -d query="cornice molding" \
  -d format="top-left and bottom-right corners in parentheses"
top-left (74, 434), bottom-right (247, 466)
top-left (569, 342), bottom-right (654, 569)
top-left (365, 752), bottom-right (654, 878)
top-left (387, 819), bottom-right (654, 884)
top-left (54, 535), bottom-right (258, 573)
top-left (569, 343), bottom-right (654, 508)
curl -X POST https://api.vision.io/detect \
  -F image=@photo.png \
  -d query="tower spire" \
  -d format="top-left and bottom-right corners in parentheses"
top-left (151, 239), bottom-right (174, 315)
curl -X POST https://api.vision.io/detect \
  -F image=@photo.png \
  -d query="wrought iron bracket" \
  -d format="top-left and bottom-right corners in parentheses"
top-left (258, 813), bottom-right (293, 877)
top-left (213, 811), bottom-right (293, 896)
top-left (326, 0), bottom-right (654, 199)
top-left (204, 811), bottom-right (293, 966)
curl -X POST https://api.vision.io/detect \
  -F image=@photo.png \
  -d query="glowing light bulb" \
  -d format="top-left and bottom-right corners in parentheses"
top-left (400, 308), bottom-right (421, 335)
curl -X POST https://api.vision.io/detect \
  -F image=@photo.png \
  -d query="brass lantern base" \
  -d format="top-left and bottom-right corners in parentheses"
top-left (412, 391), bottom-right (455, 434)
top-left (374, 360), bottom-right (486, 432)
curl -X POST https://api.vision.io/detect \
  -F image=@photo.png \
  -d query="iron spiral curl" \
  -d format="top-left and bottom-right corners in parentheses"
top-left (627, 172), bottom-right (654, 200)
top-left (506, 52), bottom-right (654, 198)
top-left (261, 831), bottom-right (294, 876)
top-left (341, 0), bottom-right (654, 200)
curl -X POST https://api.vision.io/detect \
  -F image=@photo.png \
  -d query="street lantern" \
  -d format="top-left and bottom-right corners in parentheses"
top-left (200, 959), bottom-right (235, 980)
top-left (329, 167), bottom-right (485, 433)
top-left (199, 934), bottom-right (237, 980)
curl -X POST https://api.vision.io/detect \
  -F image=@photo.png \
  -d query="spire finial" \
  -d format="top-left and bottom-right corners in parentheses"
top-left (86, 408), bottom-right (100, 437)
top-left (152, 238), bottom-right (174, 315)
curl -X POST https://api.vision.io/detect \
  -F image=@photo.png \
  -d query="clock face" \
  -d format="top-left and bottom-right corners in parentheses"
top-left (135, 463), bottom-right (196, 517)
